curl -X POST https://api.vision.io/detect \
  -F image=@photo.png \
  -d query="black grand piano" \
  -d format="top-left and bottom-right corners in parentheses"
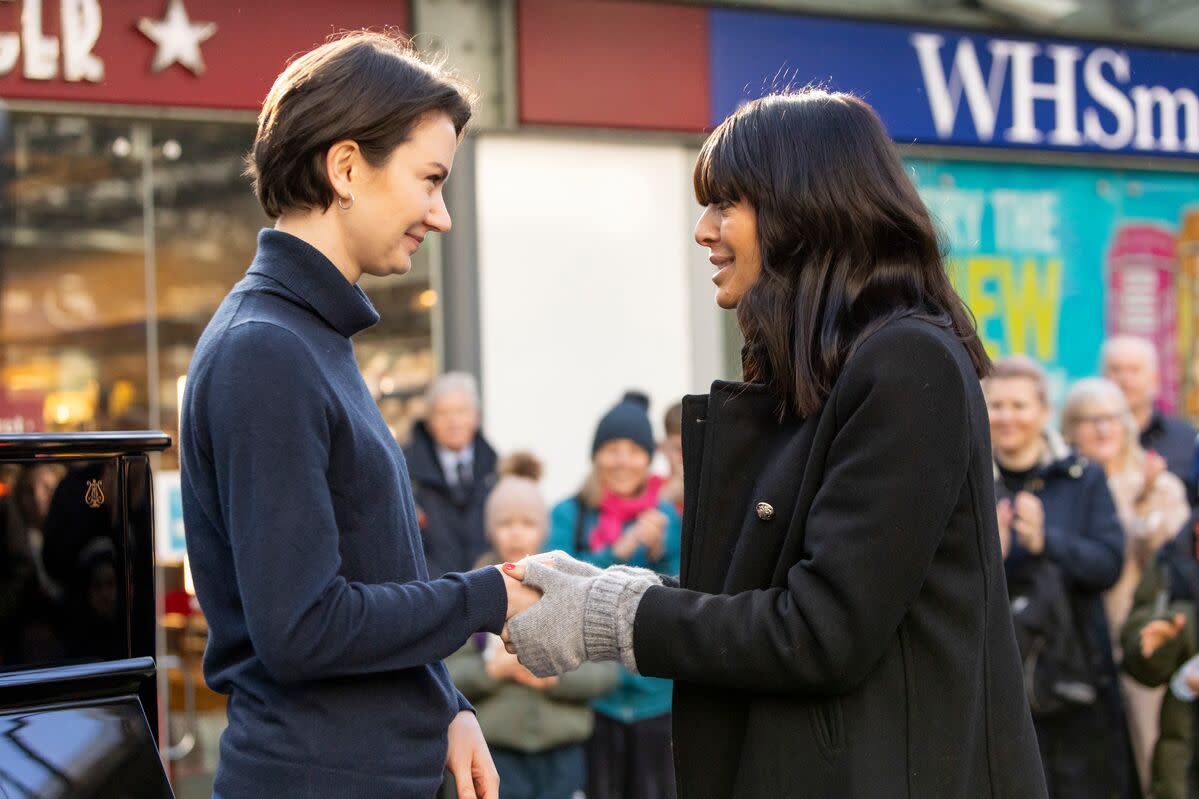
top-left (0, 432), bottom-right (176, 798)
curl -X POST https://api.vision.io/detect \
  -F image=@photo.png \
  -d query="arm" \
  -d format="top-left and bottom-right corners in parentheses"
top-left (1121, 559), bottom-right (1192, 687)
top-left (1043, 470), bottom-right (1124, 592)
top-left (633, 326), bottom-right (969, 695)
top-left (204, 324), bottom-right (507, 684)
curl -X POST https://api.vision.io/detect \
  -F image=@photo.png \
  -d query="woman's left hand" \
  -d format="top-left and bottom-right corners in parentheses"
top-left (445, 711), bottom-right (499, 799)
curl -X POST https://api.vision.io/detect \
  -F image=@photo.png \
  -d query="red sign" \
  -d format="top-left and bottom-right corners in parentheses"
top-left (518, 0), bottom-right (709, 132)
top-left (0, 0), bottom-right (410, 111)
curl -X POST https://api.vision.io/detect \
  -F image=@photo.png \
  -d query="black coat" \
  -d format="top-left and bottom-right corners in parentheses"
top-left (999, 449), bottom-right (1132, 799)
top-left (1141, 411), bottom-right (1198, 505)
top-left (632, 318), bottom-right (1048, 798)
top-left (403, 422), bottom-right (497, 578)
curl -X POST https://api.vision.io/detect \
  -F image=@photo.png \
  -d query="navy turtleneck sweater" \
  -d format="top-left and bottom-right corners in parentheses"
top-left (181, 229), bottom-right (508, 798)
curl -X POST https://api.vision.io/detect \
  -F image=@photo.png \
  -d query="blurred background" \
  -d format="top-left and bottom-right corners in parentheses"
top-left (0, 0), bottom-right (1193, 795)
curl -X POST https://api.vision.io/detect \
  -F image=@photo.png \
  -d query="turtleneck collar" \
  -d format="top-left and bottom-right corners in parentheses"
top-left (247, 228), bottom-right (380, 338)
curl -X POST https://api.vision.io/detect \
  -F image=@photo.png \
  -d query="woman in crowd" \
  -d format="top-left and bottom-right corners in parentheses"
top-left (1062, 376), bottom-right (1189, 794)
top-left (543, 391), bottom-right (681, 799)
top-left (986, 356), bottom-right (1132, 798)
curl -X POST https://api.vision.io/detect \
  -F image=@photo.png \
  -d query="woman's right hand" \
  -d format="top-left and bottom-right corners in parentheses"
top-left (1140, 612), bottom-right (1187, 659)
top-left (499, 566), bottom-right (541, 621)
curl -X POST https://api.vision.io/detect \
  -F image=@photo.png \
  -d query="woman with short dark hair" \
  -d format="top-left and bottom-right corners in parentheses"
top-left (180, 32), bottom-right (537, 798)
top-left (504, 90), bottom-right (1049, 798)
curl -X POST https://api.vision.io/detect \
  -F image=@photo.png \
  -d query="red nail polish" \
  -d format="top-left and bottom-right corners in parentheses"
top-left (503, 563), bottom-right (515, 571)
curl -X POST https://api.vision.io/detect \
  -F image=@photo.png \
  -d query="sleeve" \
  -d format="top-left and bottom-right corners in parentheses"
top-left (1121, 561), bottom-right (1191, 687)
top-left (1043, 469), bottom-right (1124, 592)
top-left (632, 326), bottom-right (969, 695)
top-left (204, 323), bottom-right (507, 684)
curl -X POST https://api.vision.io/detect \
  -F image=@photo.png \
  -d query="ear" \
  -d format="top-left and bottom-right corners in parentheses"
top-left (325, 139), bottom-right (360, 204)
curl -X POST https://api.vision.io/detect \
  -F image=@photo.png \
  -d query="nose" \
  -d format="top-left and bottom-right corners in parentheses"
top-left (426, 191), bottom-right (452, 233)
top-left (694, 205), bottom-right (719, 248)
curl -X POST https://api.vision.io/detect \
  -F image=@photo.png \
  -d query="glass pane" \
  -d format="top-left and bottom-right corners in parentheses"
top-left (148, 119), bottom-right (268, 469)
top-left (0, 112), bottom-right (147, 434)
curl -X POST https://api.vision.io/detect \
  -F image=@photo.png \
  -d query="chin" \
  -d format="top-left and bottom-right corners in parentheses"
top-left (715, 289), bottom-right (739, 310)
top-left (366, 259), bottom-right (412, 278)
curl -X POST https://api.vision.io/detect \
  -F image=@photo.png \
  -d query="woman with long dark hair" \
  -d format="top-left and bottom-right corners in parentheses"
top-left (503, 90), bottom-right (1049, 797)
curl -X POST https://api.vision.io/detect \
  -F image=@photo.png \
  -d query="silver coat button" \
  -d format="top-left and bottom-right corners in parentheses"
top-left (756, 502), bottom-right (775, 521)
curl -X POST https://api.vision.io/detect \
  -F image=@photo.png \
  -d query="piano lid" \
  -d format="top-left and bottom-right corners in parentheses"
top-left (0, 432), bottom-right (171, 459)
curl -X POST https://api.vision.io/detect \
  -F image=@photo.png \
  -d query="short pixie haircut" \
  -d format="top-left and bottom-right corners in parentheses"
top-left (247, 31), bottom-right (475, 219)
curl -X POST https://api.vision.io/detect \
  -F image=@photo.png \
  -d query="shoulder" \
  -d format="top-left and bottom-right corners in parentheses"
top-left (209, 320), bottom-right (317, 383)
top-left (851, 316), bottom-right (962, 365)
top-left (1049, 454), bottom-right (1107, 491)
top-left (834, 317), bottom-right (969, 408)
top-left (551, 497), bottom-right (582, 519)
top-left (1163, 413), bottom-right (1198, 438)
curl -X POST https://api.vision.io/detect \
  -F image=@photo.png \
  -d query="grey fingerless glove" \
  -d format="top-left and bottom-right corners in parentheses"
top-left (507, 559), bottom-right (656, 677)
top-left (534, 550), bottom-right (666, 585)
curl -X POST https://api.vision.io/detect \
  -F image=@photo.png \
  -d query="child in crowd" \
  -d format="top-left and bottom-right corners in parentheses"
top-left (446, 453), bottom-right (618, 799)
top-left (660, 401), bottom-right (684, 518)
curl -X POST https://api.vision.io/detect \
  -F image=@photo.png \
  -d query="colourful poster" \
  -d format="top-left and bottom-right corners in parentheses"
top-left (908, 159), bottom-right (1199, 411)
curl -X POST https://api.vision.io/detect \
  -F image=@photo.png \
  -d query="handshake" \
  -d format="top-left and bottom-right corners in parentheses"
top-left (494, 551), bottom-right (664, 677)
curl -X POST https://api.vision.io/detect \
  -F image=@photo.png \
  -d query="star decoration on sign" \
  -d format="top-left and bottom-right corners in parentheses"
top-left (137, 0), bottom-right (217, 76)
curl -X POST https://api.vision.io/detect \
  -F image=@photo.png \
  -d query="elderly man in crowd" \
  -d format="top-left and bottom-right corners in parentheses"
top-left (404, 372), bottom-right (498, 577)
top-left (1103, 336), bottom-right (1199, 504)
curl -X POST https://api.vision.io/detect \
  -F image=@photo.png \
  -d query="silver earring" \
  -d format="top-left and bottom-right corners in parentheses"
top-left (337, 192), bottom-right (354, 210)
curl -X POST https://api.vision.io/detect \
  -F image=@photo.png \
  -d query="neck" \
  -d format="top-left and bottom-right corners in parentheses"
top-left (995, 439), bottom-right (1043, 472)
top-left (1133, 403), bottom-right (1154, 432)
top-left (275, 212), bottom-right (360, 284)
top-left (1099, 453), bottom-right (1125, 477)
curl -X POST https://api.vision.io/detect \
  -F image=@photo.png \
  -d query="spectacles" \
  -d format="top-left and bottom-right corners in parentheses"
top-left (1075, 413), bottom-right (1122, 429)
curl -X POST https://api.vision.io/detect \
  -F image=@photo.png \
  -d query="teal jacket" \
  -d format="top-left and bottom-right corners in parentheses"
top-left (546, 494), bottom-right (680, 723)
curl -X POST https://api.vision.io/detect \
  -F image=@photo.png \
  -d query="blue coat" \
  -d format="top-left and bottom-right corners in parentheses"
top-left (1000, 448), bottom-right (1132, 798)
top-left (546, 494), bottom-right (680, 723)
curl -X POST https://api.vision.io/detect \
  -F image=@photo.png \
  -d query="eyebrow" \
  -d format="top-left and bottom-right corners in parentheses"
top-left (426, 161), bottom-right (450, 177)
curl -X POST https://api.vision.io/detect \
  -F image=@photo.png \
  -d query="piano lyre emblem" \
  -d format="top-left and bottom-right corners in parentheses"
top-left (85, 479), bottom-right (105, 509)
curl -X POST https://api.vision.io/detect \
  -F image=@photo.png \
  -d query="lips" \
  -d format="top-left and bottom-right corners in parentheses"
top-left (406, 233), bottom-right (424, 249)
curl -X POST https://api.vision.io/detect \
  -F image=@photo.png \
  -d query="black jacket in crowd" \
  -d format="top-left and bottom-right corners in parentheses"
top-left (404, 421), bottom-right (498, 578)
top-left (1141, 410), bottom-right (1199, 505)
top-left (631, 318), bottom-right (1048, 798)
top-left (999, 442), bottom-right (1132, 799)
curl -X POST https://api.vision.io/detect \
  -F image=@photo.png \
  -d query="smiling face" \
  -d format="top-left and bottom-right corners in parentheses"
top-left (339, 112), bottom-right (458, 279)
top-left (1068, 395), bottom-right (1128, 469)
top-left (694, 198), bottom-right (763, 310)
top-left (594, 439), bottom-right (653, 498)
top-left (984, 376), bottom-right (1051, 460)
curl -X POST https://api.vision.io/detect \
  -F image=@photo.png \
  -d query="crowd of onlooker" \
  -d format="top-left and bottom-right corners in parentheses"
top-left (413, 333), bottom-right (1199, 799)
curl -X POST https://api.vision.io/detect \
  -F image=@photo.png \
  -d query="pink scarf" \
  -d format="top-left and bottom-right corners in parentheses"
top-left (589, 475), bottom-right (664, 553)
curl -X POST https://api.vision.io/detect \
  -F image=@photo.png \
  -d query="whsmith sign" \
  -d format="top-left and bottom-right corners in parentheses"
top-left (710, 9), bottom-right (1199, 159)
